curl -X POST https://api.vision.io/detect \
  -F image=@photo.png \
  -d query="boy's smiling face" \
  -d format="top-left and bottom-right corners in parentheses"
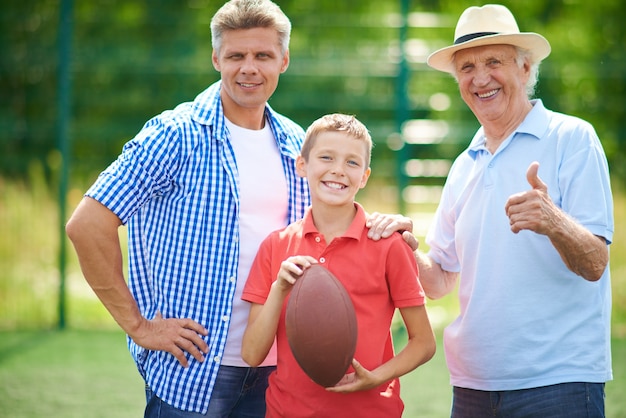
top-left (296, 131), bottom-right (371, 208)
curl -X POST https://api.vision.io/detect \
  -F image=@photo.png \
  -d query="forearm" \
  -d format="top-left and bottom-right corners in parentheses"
top-left (66, 198), bottom-right (144, 334)
top-left (372, 309), bottom-right (436, 385)
top-left (77, 243), bottom-right (143, 333)
top-left (241, 284), bottom-right (287, 366)
top-left (415, 251), bottom-right (458, 299)
top-left (547, 211), bottom-right (608, 282)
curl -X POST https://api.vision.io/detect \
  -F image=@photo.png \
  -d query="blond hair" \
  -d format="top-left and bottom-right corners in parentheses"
top-left (211, 0), bottom-right (291, 55)
top-left (301, 114), bottom-right (372, 165)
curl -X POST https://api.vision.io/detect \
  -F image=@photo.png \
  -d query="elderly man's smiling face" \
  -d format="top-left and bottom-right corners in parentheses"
top-left (453, 44), bottom-right (531, 129)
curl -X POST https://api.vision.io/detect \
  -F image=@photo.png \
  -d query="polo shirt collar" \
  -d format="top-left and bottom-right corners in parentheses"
top-left (467, 99), bottom-right (549, 159)
top-left (302, 203), bottom-right (367, 241)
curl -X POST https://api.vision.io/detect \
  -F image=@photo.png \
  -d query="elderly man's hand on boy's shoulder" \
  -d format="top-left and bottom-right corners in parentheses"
top-left (366, 212), bottom-right (419, 251)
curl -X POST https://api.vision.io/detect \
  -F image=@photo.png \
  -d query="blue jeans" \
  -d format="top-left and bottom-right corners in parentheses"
top-left (451, 382), bottom-right (605, 418)
top-left (144, 365), bottom-right (276, 418)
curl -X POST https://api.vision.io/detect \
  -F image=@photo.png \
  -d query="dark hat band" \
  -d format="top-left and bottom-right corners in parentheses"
top-left (454, 32), bottom-right (498, 45)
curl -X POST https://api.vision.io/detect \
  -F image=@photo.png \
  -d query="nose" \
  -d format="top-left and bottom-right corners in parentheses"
top-left (240, 56), bottom-right (258, 74)
top-left (329, 161), bottom-right (345, 175)
top-left (473, 66), bottom-right (491, 87)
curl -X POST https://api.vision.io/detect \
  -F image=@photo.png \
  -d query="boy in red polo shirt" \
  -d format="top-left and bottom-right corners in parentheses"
top-left (241, 113), bottom-right (436, 417)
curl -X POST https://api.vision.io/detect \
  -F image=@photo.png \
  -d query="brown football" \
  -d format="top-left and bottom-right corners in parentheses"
top-left (285, 264), bottom-right (358, 387)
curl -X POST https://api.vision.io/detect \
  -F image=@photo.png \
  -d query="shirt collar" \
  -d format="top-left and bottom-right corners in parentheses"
top-left (189, 81), bottom-right (301, 158)
top-left (302, 202), bottom-right (367, 241)
top-left (467, 99), bottom-right (549, 159)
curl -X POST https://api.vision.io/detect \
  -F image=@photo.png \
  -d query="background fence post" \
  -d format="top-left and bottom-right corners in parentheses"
top-left (56, 0), bottom-right (73, 330)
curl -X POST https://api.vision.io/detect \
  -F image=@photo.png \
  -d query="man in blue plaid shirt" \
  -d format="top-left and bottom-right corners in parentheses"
top-left (66, 0), bottom-right (408, 416)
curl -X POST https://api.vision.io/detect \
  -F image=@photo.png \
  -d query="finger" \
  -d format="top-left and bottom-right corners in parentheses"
top-left (285, 256), bottom-right (317, 272)
top-left (295, 255), bottom-right (318, 269)
top-left (180, 321), bottom-right (210, 353)
top-left (379, 217), bottom-right (414, 239)
top-left (280, 260), bottom-right (306, 279)
top-left (170, 344), bottom-right (189, 368)
top-left (367, 218), bottom-right (392, 239)
top-left (176, 332), bottom-right (207, 363)
top-left (165, 317), bottom-right (209, 356)
top-left (365, 211), bottom-right (382, 228)
top-left (402, 231), bottom-right (419, 252)
top-left (526, 161), bottom-right (547, 192)
top-left (180, 318), bottom-right (209, 338)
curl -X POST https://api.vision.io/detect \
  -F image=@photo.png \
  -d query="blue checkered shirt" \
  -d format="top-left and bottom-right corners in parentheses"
top-left (85, 80), bottom-right (310, 412)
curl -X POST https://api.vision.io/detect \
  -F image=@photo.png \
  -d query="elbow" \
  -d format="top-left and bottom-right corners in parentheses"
top-left (241, 350), bottom-right (263, 368)
top-left (422, 275), bottom-right (457, 300)
top-left (65, 215), bottom-right (82, 243)
top-left (240, 342), bottom-right (264, 367)
top-left (424, 288), bottom-right (447, 301)
top-left (583, 262), bottom-right (608, 282)
top-left (580, 243), bottom-right (609, 282)
top-left (424, 336), bottom-right (437, 364)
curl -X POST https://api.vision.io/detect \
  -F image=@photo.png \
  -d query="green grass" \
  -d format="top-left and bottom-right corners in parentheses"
top-left (1, 329), bottom-right (624, 417)
top-left (0, 330), bottom-right (145, 417)
top-left (0, 172), bottom-right (624, 416)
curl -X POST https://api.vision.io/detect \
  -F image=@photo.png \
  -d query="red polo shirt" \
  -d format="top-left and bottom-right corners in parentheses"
top-left (242, 203), bottom-right (425, 418)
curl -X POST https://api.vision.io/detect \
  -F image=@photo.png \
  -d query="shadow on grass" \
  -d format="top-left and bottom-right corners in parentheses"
top-left (0, 329), bottom-right (624, 417)
top-left (0, 330), bottom-right (58, 366)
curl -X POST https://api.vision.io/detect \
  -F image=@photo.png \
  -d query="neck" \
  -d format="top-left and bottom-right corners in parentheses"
top-left (482, 100), bottom-right (533, 153)
top-left (221, 94), bottom-right (266, 130)
top-left (310, 203), bottom-right (357, 243)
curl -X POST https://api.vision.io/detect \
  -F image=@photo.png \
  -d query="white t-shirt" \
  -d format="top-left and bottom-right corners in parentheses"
top-left (221, 117), bottom-right (288, 366)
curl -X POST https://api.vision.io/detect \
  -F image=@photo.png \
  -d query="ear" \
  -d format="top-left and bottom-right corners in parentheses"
top-left (280, 50), bottom-right (290, 73)
top-left (359, 167), bottom-right (371, 189)
top-left (520, 56), bottom-right (531, 83)
top-left (212, 50), bottom-right (221, 72)
top-left (295, 155), bottom-right (307, 178)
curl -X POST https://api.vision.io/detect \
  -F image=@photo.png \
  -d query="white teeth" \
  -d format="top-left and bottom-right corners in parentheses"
top-left (240, 83), bottom-right (256, 87)
top-left (478, 89), bottom-right (498, 98)
top-left (324, 182), bottom-right (344, 190)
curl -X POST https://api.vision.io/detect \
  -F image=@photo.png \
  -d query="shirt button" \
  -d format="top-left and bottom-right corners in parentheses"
top-left (315, 236), bottom-right (321, 243)
top-left (213, 356), bottom-right (220, 363)
top-left (319, 257), bottom-right (326, 263)
top-left (229, 276), bottom-right (236, 283)
top-left (222, 315), bottom-right (229, 322)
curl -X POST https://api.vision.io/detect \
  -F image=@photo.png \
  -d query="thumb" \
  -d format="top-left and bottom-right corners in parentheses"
top-left (402, 230), bottom-right (419, 252)
top-left (526, 162), bottom-right (547, 191)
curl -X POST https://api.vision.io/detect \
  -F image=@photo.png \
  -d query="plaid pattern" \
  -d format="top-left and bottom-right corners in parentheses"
top-left (86, 81), bottom-right (309, 412)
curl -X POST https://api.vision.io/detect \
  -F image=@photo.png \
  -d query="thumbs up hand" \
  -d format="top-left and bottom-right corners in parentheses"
top-left (504, 162), bottom-right (558, 235)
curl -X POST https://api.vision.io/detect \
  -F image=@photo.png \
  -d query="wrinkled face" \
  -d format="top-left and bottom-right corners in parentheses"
top-left (453, 44), bottom-right (530, 125)
top-left (212, 27), bottom-right (289, 121)
top-left (296, 131), bottom-right (370, 209)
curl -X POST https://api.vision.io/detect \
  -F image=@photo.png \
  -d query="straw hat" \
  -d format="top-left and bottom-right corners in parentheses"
top-left (427, 4), bottom-right (551, 73)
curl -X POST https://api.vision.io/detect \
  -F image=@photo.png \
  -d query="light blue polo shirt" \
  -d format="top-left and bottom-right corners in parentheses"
top-left (427, 99), bottom-right (614, 391)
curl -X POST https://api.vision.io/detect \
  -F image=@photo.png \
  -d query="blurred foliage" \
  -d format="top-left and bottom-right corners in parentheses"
top-left (1, 0), bottom-right (624, 188)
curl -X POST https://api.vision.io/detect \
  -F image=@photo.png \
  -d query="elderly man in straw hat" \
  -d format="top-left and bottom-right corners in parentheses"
top-left (398, 4), bottom-right (613, 417)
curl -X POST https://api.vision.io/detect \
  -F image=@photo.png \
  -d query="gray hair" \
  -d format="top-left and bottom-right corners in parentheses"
top-left (210, 0), bottom-right (291, 55)
top-left (515, 47), bottom-right (540, 98)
